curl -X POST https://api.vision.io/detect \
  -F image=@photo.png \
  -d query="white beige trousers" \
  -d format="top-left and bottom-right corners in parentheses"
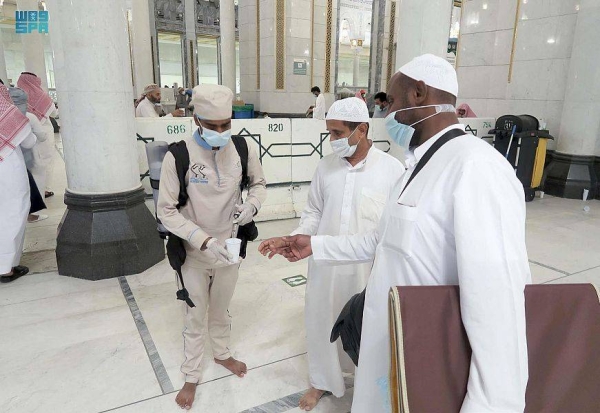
top-left (179, 260), bottom-right (240, 384)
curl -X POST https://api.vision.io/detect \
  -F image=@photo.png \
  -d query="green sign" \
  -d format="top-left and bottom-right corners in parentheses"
top-left (294, 60), bottom-right (307, 75)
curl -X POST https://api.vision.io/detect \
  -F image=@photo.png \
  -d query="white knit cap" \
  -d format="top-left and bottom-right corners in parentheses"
top-left (326, 97), bottom-right (370, 123)
top-left (398, 54), bottom-right (459, 97)
top-left (191, 84), bottom-right (233, 120)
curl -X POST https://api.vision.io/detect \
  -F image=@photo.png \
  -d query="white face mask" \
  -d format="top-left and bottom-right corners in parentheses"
top-left (330, 126), bottom-right (361, 158)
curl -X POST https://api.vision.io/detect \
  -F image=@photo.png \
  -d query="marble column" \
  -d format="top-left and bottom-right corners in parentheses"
top-left (353, 48), bottom-right (360, 87)
top-left (220, 0), bottom-right (236, 92)
top-left (17, 0), bottom-right (49, 90)
top-left (395, 0), bottom-right (453, 69)
top-left (131, 0), bottom-right (155, 97)
top-left (544, 0), bottom-right (600, 200)
top-left (0, 30), bottom-right (8, 83)
top-left (184, 0), bottom-right (198, 88)
top-left (47, 0), bottom-right (164, 280)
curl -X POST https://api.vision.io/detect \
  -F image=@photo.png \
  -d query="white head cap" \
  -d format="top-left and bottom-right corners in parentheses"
top-left (398, 54), bottom-right (458, 97)
top-left (326, 97), bottom-right (370, 123)
top-left (191, 84), bottom-right (233, 120)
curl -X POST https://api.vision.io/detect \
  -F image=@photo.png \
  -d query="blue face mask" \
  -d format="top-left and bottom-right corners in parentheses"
top-left (385, 104), bottom-right (455, 150)
top-left (194, 116), bottom-right (231, 148)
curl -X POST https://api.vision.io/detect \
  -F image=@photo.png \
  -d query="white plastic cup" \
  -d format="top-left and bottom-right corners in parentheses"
top-left (583, 189), bottom-right (589, 201)
top-left (225, 238), bottom-right (242, 263)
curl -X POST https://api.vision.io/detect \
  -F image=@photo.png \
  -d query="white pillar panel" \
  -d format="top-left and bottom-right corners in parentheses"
top-left (395, 0), bottom-right (453, 69)
top-left (46, 0), bottom-right (141, 194)
top-left (557, 0), bottom-right (600, 156)
top-left (353, 50), bottom-right (360, 86)
top-left (184, 0), bottom-right (198, 87)
top-left (17, 0), bottom-right (48, 90)
top-left (0, 31), bottom-right (8, 83)
top-left (220, 0), bottom-right (237, 92)
top-left (131, 0), bottom-right (155, 96)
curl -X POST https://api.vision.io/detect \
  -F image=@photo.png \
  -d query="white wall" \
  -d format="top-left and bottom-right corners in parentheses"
top-left (136, 117), bottom-right (493, 221)
top-left (456, 0), bottom-right (581, 150)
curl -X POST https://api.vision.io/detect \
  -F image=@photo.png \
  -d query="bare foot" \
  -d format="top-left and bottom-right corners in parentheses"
top-left (215, 357), bottom-right (247, 377)
top-left (175, 382), bottom-right (196, 410)
top-left (299, 387), bottom-right (326, 411)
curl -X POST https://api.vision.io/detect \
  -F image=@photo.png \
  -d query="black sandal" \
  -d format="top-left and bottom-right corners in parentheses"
top-left (1, 266), bottom-right (29, 283)
top-left (44, 191), bottom-right (55, 198)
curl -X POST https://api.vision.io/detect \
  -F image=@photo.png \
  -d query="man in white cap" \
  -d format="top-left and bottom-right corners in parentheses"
top-left (157, 84), bottom-right (266, 410)
top-left (260, 54), bottom-right (530, 412)
top-left (262, 97), bottom-right (404, 411)
top-left (135, 83), bottom-right (184, 117)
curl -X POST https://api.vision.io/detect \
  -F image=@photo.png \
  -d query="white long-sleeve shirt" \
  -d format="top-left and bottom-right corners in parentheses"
top-left (135, 97), bottom-right (173, 118)
top-left (313, 94), bottom-right (326, 120)
top-left (312, 124), bottom-right (530, 413)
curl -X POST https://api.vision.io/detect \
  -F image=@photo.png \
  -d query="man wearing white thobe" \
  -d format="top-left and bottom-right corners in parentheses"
top-left (0, 85), bottom-right (37, 283)
top-left (135, 83), bottom-right (184, 118)
top-left (266, 97), bottom-right (404, 410)
top-left (308, 86), bottom-right (327, 120)
top-left (260, 54), bottom-right (530, 413)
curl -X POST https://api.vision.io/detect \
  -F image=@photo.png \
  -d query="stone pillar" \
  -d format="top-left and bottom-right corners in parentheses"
top-left (131, 0), bottom-right (155, 97)
top-left (220, 0), bottom-right (236, 92)
top-left (17, 0), bottom-right (49, 89)
top-left (47, 0), bottom-right (164, 280)
top-left (0, 30), bottom-right (8, 83)
top-left (184, 0), bottom-right (198, 88)
top-left (353, 48), bottom-right (360, 87)
top-left (395, 0), bottom-right (452, 69)
top-left (544, 0), bottom-right (600, 200)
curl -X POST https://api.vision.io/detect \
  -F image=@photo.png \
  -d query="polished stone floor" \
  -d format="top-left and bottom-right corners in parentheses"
top-left (1, 137), bottom-right (599, 412)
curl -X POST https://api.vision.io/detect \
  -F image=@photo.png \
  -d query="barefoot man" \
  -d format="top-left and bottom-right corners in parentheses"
top-left (157, 84), bottom-right (266, 409)
top-left (263, 97), bottom-right (404, 410)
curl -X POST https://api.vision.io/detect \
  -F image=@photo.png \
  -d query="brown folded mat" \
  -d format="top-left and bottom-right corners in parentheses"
top-left (388, 284), bottom-right (600, 413)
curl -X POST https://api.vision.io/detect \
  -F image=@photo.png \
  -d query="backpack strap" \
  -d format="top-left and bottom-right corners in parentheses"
top-left (166, 140), bottom-right (195, 308)
top-left (168, 140), bottom-right (190, 208)
top-left (231, 135), bottom-right (250, 191)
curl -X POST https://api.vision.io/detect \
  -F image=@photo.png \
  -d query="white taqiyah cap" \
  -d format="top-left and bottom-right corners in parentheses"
top-left (326, 97), bottom-right (370, 123)
top-left (398, 54), bottom-right (459, 97)
top-left (191, 84), bottom-right (234, 120)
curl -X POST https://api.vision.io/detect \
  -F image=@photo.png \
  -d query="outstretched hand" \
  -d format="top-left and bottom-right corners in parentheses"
top-left (258, 235), bottom-right (313, 262)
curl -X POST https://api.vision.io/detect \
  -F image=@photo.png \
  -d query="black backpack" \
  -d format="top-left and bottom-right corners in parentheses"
top-left (165, 136), bottom-right (259, 308)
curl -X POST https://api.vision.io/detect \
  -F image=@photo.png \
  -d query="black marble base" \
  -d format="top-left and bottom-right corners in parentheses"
top-left (56, 187), bottom-right (165, 280)
top-left (542, 152), bottom-right (598, 200)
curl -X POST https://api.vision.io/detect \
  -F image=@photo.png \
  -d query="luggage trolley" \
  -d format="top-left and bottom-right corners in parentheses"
top-left (489, 115), bottom-right (554, 202)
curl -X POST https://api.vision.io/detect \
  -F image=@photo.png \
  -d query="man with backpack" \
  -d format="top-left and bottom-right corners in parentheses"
top-left (157, 84), bottom-right (266, 410)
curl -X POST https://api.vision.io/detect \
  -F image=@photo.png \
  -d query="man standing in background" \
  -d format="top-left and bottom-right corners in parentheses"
top-left (307, 86), bottom-right (327, 120)
top-left (372, 92), bottom-right (389, 118)
top-left (135, 83), bottom-right (184, 118)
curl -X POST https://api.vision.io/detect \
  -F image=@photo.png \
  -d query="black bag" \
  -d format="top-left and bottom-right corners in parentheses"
top-left (165, 137), bottom-right (259, 307)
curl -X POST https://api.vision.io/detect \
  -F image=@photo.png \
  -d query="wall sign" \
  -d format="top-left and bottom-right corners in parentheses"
top-left (293, 59), bottom-right (307, 75)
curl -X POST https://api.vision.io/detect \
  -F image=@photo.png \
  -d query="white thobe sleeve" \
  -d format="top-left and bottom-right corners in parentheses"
top-left (20, 128), bottom-right (37, 149)
top-left (28, 114), bottom-right (48, 142)
top-left (314, 95), bottom-right (326, 120)
top-left (311, 229), bottom-right (379, 265)
top-left (291, 168), bottom-right (324, 236)
top-left (136, 100), bottom-right (159, 118)
top-left (453, 159), bottom-right (529, 413)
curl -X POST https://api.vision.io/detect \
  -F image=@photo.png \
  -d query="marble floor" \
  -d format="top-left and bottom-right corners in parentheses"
top-left (1, 137), bottom-right (599, 412)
